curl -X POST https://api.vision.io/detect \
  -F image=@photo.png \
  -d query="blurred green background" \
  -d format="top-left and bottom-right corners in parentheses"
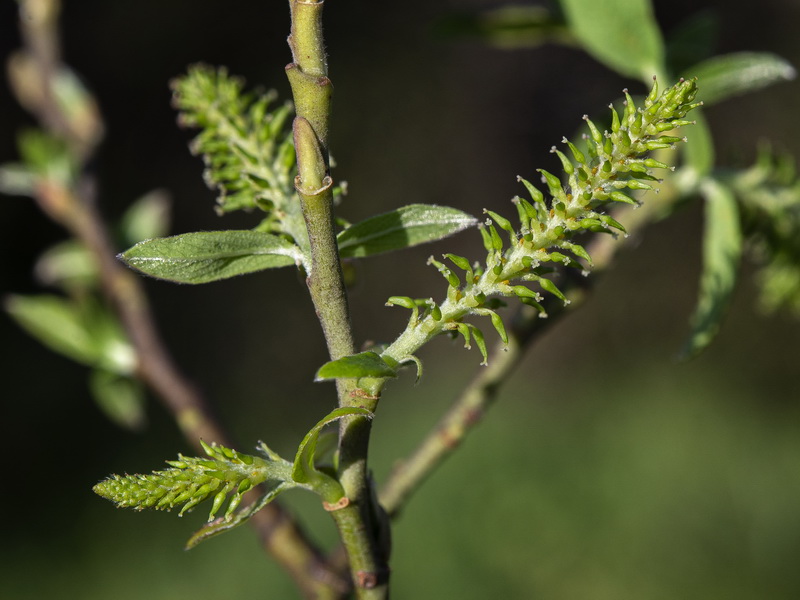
top-left (2, 0), bottom-right (800, 598)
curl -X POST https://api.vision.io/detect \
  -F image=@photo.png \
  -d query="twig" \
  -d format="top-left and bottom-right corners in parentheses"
top-left (286, 1), bottom-right (389, 596)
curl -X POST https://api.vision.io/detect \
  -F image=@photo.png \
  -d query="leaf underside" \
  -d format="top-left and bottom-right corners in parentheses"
top-left (119, 230), bottom-right (300, 284)
top-left (315, 351), bottom-right (398, 381)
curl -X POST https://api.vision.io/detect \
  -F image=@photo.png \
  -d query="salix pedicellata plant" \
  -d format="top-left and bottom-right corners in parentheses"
top-left (1, 1), bottom-right (344, 596)
top-left (95, 67), bottom-right (700, 598)
top-left (91, 3), bottom-right (699, 596)
top-left (4, 0), bottom-right (799, 598)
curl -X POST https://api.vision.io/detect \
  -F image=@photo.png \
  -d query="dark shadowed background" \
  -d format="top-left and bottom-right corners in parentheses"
top-left (2, 1), bottom-right (800, 598)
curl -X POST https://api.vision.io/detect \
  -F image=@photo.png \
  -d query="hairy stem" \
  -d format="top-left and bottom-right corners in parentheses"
top-left (286, 0), bottom-right (389, 595)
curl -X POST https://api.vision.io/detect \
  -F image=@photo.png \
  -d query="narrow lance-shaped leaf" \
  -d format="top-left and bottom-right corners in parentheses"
top-left (560, 0), bottom-right (665, 81)
top-left (680, 179), bottom-right (742, 359)
top-left (34, 240), bottom-right (98, 288)
top-left (5, 294), bottom-right (99, 365)
top-left (120, 230), bottom-right (303, 284)
top-left (686, 52), bottom-right (796, 106)
top-left (337, 204), bottom-right (477, 258)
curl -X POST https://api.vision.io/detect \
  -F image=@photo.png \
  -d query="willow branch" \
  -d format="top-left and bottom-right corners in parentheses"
top-left (11, 2), bottom-right (344, 597)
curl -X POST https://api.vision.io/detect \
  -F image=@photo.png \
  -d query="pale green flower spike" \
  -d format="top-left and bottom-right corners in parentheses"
top-left (172, 65), bottom-right (296, 218)
top-left (378, 78), bottom-right (700, 370)
top-left (93, 440), bottom-right (293, 522)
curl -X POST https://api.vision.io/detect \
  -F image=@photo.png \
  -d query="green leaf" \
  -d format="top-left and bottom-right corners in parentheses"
top-left (89, 370), bottom-right (146, 431)
top-left (685, 52), bottom-right (796, 106)
top-left (560, 0), bottom-right (665, 81)
top-left (119, 189), bottom-right (171, 245)
top-left (34, 240), bottom-right (98, 289)
top-left (293, 407), bottom-right (373, 487)
top-left (120, 230), bottom-right (302, 284)
top-left (315, 351), bottom-right (398, 381)
top-left (337, 204), bottom-right (477, 258)
top-left (6, 294), bottom-right (134, 373)
top-left (5, 294), bottom-right (99, 365)
top-left (681, 179), bottom-right (742, 359)
top-left (312, 430), bottom-right (339, 464)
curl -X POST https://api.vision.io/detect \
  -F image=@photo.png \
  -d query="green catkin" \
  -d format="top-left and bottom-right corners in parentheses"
top-left (379, 78), bottom-right (699, 366)
top-left (94, 442), bottom-right (276, 521)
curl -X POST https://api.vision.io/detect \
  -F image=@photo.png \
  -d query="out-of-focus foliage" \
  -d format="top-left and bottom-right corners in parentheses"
top-left (732, 151), bottom-right (800, 316)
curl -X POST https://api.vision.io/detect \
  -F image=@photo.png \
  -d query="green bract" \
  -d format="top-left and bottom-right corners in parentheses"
top-left (315, 352), bottom-right (398, 381)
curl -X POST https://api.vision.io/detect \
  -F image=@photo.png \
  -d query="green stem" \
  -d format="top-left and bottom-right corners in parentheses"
top-left (328, 502), bottom-right (389, 594)
top-left (286, 1), bottom-right (389, 595)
